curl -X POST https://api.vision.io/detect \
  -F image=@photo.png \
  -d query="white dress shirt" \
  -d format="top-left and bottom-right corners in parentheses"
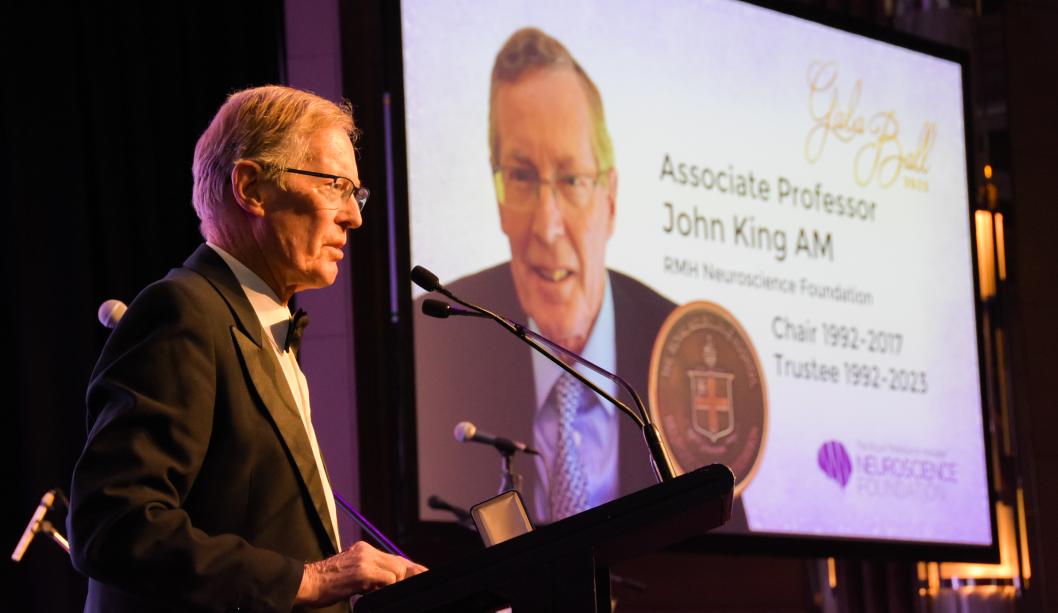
top-left (207, 243), bottom-right (341, 546)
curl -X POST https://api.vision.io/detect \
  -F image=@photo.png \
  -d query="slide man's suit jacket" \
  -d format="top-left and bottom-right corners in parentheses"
top-left (69, 245), bottom-right (347, 613)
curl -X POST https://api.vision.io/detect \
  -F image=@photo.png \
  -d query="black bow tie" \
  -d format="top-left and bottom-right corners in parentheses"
top-left (284, 308), bottom-right (310, 357)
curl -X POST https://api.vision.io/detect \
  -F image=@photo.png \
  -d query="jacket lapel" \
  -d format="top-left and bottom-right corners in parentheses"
top-left (612, 272), bottom-right (666, 493)
top-left (184, 245), bottom-right (340, 553)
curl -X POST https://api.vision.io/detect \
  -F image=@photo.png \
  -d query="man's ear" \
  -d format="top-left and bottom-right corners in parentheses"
top-left (231, 160), bottom-right (267, 218)
top-left (605, 168), bottom-right (618, 238)
top-left (494, 167), bottom-right (514, 238)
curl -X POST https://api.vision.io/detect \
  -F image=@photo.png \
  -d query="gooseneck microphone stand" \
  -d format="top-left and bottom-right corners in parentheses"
top-left (451, 420), bottom-right (537, 496)
top-left (11, 488), bottom-right (71, 562)
top-left (498, 447), bottom-right (522, 495)
top-left (412, 266), bottom-right (676, 482)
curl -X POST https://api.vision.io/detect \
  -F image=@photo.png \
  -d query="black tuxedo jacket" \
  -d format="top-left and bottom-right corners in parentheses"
top-left (413, 263), bottom-right (675, 523)
top-left (68, 245), bottom-right (348, 613)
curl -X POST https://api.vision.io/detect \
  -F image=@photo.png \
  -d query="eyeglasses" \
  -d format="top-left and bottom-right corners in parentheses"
top-left (493, 166), bottom-right (607, 213)
top-left (281, 167), bottom-right (370, 212)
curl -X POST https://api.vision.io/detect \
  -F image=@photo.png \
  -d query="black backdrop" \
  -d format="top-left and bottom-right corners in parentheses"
top-left (5, 2), bottom-right (1056, 612)
top-left (1, 3), bottom-right (284, 610)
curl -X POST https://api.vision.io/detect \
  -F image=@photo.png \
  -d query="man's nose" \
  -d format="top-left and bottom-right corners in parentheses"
top-left (531, 182), bottom-right (565, 243)
top-left (336, 198), bottom-right (363, 230)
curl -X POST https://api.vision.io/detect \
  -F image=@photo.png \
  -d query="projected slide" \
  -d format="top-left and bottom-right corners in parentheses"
top-left (404, 0), bottom-right (991, 547)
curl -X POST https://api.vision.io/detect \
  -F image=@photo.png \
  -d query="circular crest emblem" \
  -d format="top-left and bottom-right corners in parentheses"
top-left (649, 301), bottom-right (767, 496)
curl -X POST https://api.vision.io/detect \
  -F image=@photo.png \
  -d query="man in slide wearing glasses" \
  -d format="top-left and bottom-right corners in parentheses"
top-left (414, 28), bottom-right (678, 527)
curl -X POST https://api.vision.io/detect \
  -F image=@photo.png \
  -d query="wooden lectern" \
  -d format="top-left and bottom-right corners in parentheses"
top-left (355, 464), bottom-right (734, 613)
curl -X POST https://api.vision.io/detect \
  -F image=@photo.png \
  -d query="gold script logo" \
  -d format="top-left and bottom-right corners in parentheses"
top-left (804, 61), bottom-right (934, 191)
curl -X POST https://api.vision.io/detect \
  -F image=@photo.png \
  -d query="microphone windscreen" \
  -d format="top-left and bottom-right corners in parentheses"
top-left (454, 421), bottom-right (476, 443)
top-left (421, 299), bottom-right (451, 319)
top-left (410, 266), bottom-right (442, 292)
top-left (97, 299), bottom-right (127, 329)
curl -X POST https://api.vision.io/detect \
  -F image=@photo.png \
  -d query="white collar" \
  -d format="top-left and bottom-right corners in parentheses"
top-left (206, 242), bottom-right (293, 352)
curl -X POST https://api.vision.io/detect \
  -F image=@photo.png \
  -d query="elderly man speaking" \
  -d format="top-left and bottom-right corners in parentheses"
top-left (68, 86), bottom-right (424, 613)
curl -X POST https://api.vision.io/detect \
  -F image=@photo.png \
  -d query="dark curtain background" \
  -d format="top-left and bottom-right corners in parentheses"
top-left (1, 3), bottom-right (285, 610)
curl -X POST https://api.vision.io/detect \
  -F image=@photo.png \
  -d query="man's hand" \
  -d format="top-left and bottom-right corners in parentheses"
top-left (293, 541), bottom-right (428, 607)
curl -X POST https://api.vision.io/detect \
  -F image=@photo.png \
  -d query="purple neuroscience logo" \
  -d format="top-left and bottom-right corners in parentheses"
top-left (818, 440), bottom-right (852, 489)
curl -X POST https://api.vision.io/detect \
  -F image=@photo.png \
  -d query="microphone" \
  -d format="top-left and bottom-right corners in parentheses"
top-left (454, 421), bottom-right (539, 456)
top-left (11, 490), bottom-right (56, 562)
top-left (410, 265), bottom-right (445, 293)
top-left (427, 495), bottom-right (474, 525)
top-left (422, 299), bottom-right (489, 320)
top-left (97, 299), bottom-right (127, 329)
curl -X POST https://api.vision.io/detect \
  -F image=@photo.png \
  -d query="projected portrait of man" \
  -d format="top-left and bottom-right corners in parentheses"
top-left (489, 30), bottom-right (618, 356)
top-left (414, 28), bottom-right (676, 525)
